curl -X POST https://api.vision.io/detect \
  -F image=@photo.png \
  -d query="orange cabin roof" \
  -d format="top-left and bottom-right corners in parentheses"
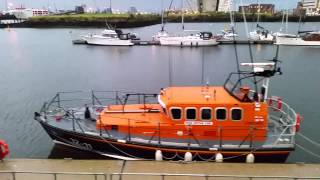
top-left (159, 86), bottom-right (240, 106)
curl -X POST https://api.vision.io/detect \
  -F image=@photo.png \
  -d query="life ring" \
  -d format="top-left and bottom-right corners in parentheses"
top-left (295, 114), bottom-right (302, 132)
top-left (0, 140), bottom-right (9, 159)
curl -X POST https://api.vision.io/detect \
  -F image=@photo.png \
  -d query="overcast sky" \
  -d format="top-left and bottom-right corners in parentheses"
top-left (2, 0), bottom-right (299, 12)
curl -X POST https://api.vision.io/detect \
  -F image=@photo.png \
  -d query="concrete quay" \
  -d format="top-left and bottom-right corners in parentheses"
top-left (0, 159), bottom-right (320, 180)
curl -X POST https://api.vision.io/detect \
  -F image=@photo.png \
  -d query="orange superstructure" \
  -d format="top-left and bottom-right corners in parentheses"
top-left (97, 86), bottom-right (268, 142)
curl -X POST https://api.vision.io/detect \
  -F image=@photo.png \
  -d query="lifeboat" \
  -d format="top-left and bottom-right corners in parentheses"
top-left (34, 61), bottom-right (300, 163)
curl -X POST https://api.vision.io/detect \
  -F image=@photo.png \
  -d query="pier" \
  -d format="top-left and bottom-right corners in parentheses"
top-left (73, 39), bottom-right (275, 46)
top-left (0, 159), bottom-right (320, 180)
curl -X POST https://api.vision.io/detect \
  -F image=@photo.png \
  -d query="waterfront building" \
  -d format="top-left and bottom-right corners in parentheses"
top-left (197, 0), bottom-right (218, 12)
top-left (238, 4), bottom-right (275, 14)
top-left (218, 0), bottom-right (233, 12)
top-left (300, 0), bottom-right (319, 15)
top-left (8, 8), bottom-right (48, 19)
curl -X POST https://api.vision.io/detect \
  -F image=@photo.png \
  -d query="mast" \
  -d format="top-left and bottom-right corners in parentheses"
top-left (229, 0), bottom-right (234, 27)
top-left (181, 0), bottom-right (185, 30)
top-left (256, 0), bottom-right (260, 26)
top-left (280, 10), bottom-right (285, 32)
top-left (161, 0), bottom-right (164, 31)
top-left (285, 10), bottom-right (289, 33)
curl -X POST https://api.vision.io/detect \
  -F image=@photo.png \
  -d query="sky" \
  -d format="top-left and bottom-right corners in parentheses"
top-left (1, 0), bottom-right (300, 12)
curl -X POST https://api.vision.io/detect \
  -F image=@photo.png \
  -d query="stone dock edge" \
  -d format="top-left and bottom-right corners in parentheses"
top-left (0, 159), bottom-right (320, 180)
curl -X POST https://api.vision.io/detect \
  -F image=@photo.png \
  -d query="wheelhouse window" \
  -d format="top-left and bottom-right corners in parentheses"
top-left (201, 108), bottom-right (212, 121)
top-left (186, 108), bottom-right (197, 121)
top-left (170, 108), bottom-right (182, 120)
top-left (216, 108), bottom-right (227, 121)
top-left (231, 108), bottom-right (242, 121)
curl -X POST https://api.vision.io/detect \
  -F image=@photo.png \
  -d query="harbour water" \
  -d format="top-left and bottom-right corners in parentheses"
top-left (0, 22), bottom-right (320, 163)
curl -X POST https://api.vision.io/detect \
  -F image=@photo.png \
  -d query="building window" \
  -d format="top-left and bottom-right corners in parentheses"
top-left (186, 108), bottom-right (197, 121)
top-left (231, 108), bottom-right (242, 121)
top-left (170, 108), bottom-right (182, 120)
top-left (216, 108), bottom-right (227, 121)
top-left (201, 108), bottom-right (212, 121)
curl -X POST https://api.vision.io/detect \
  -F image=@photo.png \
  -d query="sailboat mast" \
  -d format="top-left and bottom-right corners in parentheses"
top-left (285, 10), bottom-right (289, 33)
top-left (257, 0), bottom-right (260, 25)
top-left (280, 10), bottom-right (285, 32)
top-left (229, 0), bottom-right (234, 27)
top-left (161, 0), bottom-right (164, 31)
top-left (182, 0), bottom-right (185, 30)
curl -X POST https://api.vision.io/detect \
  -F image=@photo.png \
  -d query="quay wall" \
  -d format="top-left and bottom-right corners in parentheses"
top-left (0, 159), bottom-right (320, 180)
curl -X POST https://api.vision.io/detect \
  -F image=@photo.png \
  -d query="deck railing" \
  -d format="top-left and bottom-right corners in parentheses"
top-left (42, 90), bottom-right (158, 112)
top-left (0, 171), bottom-right (319, 180)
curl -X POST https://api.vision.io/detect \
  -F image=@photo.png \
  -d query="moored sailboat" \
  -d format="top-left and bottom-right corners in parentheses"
top-left (159, 0), bottom-right (218, 47)
top-left (275, 31), bottom-right (320, 46)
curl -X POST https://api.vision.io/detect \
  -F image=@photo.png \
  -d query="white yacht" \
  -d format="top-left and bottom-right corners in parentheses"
top-left (249, 25), bottom-right (274, 41)
top-left (160, 32), bottom-right (219, 46)
top-left (82, 29), bottom-right (134, 46)
top-left (275, 31), bottom-right (320, 46)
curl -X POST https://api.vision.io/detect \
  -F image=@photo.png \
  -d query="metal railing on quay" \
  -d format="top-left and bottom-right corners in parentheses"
top-left (0, 171), bottom-right (319, 180)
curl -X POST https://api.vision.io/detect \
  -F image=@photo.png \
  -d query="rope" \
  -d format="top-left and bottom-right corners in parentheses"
top-left (194, 152), bottom-right (216, 162)
top-left (162, 152), bottom-right (178, 160)
top-left (298, 133), bottom-right (320, 148)
top-left (176, 152), bottom-right (185, 160)
top-left (295, 143), bottom-right (320, 159)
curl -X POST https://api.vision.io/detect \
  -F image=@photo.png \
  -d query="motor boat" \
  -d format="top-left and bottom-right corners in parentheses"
top-left (81, 29), bottom-right (134, 46)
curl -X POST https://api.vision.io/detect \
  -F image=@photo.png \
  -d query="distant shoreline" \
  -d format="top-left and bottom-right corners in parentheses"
top-left (1, 13), bottom-right (320, 28)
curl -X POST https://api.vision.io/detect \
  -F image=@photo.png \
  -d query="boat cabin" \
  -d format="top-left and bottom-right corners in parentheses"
top-left (303, 32), bottom-right (320, 41)
top-left (96, 63), bottom-right (279, 142)
top-left (200, 32), bottom-right (213, 40)
top-left (101, 29), bottom-right (118, 38)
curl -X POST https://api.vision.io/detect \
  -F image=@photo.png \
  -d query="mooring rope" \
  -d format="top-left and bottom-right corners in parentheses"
top-left (295, 143), bottom-right (320, 159)
top-left (297, 133), bottom-right (320, 148)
